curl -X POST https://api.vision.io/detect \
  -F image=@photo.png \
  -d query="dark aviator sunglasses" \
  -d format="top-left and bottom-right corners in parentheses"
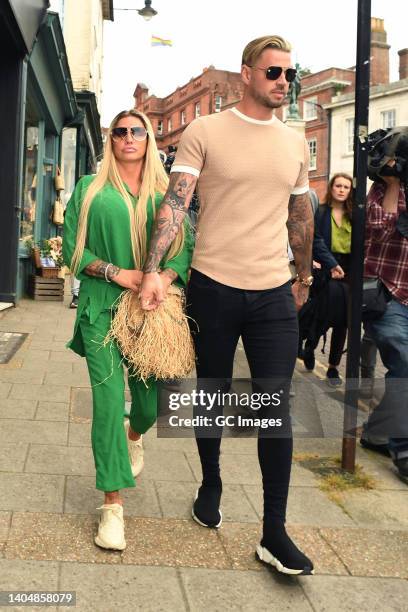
top-left (111, 126), bottom-right (148, 142)
top-left (249, 65), bottom-right (297, 83)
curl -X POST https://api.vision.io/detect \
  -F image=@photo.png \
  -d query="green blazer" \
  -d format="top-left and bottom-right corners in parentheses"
top-left (62, 175), bottom-right (194, 356)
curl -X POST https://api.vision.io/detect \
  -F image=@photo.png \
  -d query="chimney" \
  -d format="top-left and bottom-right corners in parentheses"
top-left (398, 49), bottom-right (408, 81)
top-left (370, 18), bottom-right (390, 85)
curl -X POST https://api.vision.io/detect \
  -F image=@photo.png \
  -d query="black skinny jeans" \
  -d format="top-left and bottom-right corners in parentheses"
top-left (186, 269), bottom-right (298, 532)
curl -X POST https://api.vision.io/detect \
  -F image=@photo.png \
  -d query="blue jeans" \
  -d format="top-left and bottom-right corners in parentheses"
top-left (365, 298), bottom-right (408, 453)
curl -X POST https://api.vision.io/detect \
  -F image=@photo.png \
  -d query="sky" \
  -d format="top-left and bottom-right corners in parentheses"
top-left (101, 0), bottom-right (408, 125)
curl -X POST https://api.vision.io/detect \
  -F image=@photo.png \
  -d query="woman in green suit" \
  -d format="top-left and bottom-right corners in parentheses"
top-left (63, 109), bottom-right (193, 551)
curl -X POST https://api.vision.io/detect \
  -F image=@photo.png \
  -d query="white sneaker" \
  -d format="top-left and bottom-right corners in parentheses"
top-left (94, 504), bottom-right (126, 550)
top-left (124, 419), bottom-right (144, 477)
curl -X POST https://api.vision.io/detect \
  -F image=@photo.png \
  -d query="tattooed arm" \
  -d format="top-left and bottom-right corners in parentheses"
top-left (287, 192), bottom-right (314, 310)
top-left (140, 172), bottom-right (197, 309)
top-left (84, 260), bottom-right (142, 292)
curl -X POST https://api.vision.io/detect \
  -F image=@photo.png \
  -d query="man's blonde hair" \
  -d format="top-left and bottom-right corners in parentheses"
top-left (242, 35), bottom-right (292, 67)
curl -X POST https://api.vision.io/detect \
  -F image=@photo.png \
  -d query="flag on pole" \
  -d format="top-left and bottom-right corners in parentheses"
top-left (151, 36), bottom-right (173, 47)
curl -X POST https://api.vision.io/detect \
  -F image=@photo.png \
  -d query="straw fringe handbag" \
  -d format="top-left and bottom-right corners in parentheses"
top-left (106, 285), bottom-right (195, 382)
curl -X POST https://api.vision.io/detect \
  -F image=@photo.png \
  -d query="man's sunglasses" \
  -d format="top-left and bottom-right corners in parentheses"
top-left (111, 126), bottom-right (148, 142)
top-left (249, 65), bottom-right (297, 83)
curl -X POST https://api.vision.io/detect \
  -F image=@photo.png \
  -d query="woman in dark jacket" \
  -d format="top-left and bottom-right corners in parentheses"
top-left (303, 173), bottom-right (353, 386)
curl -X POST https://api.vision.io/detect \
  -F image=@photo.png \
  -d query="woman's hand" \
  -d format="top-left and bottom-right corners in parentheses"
top-left (331, 265), bottom-right (345, 280)
top-left (114, 269), bottom-right (143, 291)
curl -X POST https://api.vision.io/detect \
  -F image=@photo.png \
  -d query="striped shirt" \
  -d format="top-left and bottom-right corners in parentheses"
top-left (364, 182), bottom-right (408, 305)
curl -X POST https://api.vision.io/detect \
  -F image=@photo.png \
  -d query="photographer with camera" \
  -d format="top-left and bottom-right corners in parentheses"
top-left (360, 128), bottom-right (408, 483)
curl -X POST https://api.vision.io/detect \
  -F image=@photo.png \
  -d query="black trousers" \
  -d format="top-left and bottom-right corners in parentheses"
top-left (186, 269), bottom-right (298, 531)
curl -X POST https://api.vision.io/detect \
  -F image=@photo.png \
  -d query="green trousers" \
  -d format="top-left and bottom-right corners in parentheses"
top-left (79, 309), bottom-right (157, 492)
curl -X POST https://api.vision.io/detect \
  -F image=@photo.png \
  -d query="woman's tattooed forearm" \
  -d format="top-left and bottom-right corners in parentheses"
top-left (84, 260), bottom-right (121, 280)
top-left (287, 192), bottom-right (314, 277)
top-left (160, 268), bottom-right (178, 282)
top-left (144, 172), bottom-right (197, 273)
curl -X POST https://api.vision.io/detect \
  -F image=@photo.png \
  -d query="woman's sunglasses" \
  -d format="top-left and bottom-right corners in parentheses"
top-left (249, 65), bottom-right (297, 83)
top-left (111, 126), bottom-right (148, 142)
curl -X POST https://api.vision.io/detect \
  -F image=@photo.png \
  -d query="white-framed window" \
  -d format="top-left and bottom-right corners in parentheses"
top-left (167, 117), bottom-right (172, 133)
top-left (308, 138), bottom-right (317, 170)
top-left (157, 120), bottom-right (163, 136)
top-left (195, 102), bottom-right (201, 118)
top-left (215, 95), bottom-right (222, 112)
top-left (345, 117), bottom-right (354, 154)
top-left (180, 109), bottom-right (186, 125)
top-left (381, 109), bottom-right (396, 129)
top-left (303, 96), bottom-right (318, 121)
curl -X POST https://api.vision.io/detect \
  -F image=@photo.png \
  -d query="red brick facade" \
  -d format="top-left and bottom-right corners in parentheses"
top-left (134, 67), bottom-right (244, 152)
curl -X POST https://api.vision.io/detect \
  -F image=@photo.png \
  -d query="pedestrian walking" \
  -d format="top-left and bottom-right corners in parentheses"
top-left (140, 35), bottom-right (315, 575)
top-left (62, 109), bottom-right (193, 550)
top-left (302, 173), bottom-right (353, 386)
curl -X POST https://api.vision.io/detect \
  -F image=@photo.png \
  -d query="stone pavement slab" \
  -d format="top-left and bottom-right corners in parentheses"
top-left (0, 398), bottom-right (37, 419)
top-left (0, 381), bottom-right (12, 398)
top-left (218, 522), bottom-right (349, 576)
top-left (154, 481), bottom-right (259, 523)
top-left (25, 444), bottom-right (94, 476)
top-left (68, 422), bottom-right (91, 445)
top-left (64, 476), bottom-right (161, 518)
top-left (141, 449), bottom-right (197, 482)
top-left (180, 567), bottom-right (313, 612)
top-left (59, 563), bottom-right (187, 612)
top-left (338, 490), bottom-right (408, 530)
top-left (122, 517), bottom-right (230, 569)
top-left (0, 443), bottom-right (28, 472)
top-left (243, 484), bottom-right (355, 527)
top-left (9, 383), bottom-right (71, 403)
top-left (319, 527), bottom-right (408, 579)
top-left (298, 575), bottom-right (408, 612)
top-left (0, 559), bottom-right (59, 612)
top-left (0, 420), bottom-right (67, 445)
top-left (0, 368), bottom-right (45, 384)
top-left (35, 401), bottom-right (70, 422)
top-left (0, 474), bottom-right (65, 512)
top-left (6, 512), bottom-right (122, 565)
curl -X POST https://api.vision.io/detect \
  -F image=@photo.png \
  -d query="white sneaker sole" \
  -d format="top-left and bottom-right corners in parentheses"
top-left (255, 544), bottom-right (314, 575)
top-left (192, 488), bottom-right (222, 529)
top-left (94, 535), bottom-right (126, 551)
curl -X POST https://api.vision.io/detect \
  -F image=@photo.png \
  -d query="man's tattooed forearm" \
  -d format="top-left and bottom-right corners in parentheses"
top-left (287, 192), bottom-right (314, 277)
top-left (144, 172), bottom-right (197, 273)
top-left (84, 260), bottom-right (121, 281)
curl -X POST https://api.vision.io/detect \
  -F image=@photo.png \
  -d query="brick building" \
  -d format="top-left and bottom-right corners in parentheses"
top-left (134, 66), bottom-right (244, 151)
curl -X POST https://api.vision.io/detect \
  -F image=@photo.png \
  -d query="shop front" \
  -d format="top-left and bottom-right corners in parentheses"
top-left (0, 0), bottom-right (48, 305)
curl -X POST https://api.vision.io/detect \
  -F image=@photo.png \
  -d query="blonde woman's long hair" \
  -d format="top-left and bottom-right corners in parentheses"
top-left (70, 109), bottom-right (184, 274)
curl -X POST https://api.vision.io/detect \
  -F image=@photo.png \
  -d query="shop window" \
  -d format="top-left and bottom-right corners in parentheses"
top-left (60, 128), bottom-right (77, 207)
top-left (20, 126), bottom-right (39, 243)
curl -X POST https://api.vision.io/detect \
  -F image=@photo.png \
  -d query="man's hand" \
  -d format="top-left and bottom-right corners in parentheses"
top-left (331, 265), bottom-right (345, 280)
top-left (139, 272), bottom-right (164, 310)
top-left (291, 280), bottom-right (309, 311)
top-left (114, 269), bottom-right (143, 291)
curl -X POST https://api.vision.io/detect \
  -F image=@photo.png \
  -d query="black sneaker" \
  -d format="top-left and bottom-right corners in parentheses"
top-left (326, 367), bottom-right (342, 387)
top-left (393, 457), bottom-right (408, 484)
top-left (302, 346), bottom-right (315, 371)
top-left (69, 295), bottom-right (79, 309)
top-left (256, 529), bottom-right (314, 575)
top-left (192, 485), bottom-right (222, 528)
top-left (359, 437), bottom-right (390, 457)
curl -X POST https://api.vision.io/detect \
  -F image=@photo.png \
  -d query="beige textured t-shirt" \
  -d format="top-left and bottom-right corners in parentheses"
top-left (172, 107), bottom-right (309, 290)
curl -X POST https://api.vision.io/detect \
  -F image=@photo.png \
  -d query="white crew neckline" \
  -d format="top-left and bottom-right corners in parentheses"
top-left (229, 107), bottom-right (276, 125)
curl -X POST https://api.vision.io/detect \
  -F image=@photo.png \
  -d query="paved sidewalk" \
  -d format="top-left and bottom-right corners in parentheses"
top-left (0, 289), bottom-right (407, 611)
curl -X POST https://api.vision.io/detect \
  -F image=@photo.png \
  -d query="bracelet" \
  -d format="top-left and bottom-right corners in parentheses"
top-left (104, 263), bottom-right (113, 283)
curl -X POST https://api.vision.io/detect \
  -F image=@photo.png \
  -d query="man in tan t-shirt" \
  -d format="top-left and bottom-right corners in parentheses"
top-left (140, 35), bottom-right (315, 576)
